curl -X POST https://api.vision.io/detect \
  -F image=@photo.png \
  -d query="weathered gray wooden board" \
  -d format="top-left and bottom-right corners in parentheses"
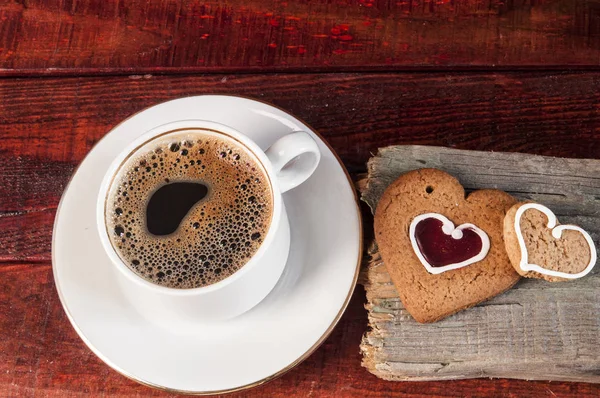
top-left (358, 146), bottom-right (600, 383)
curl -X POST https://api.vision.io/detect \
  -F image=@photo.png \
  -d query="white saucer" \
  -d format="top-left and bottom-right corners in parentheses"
top-left (52, 95), bottom-right (362, 394)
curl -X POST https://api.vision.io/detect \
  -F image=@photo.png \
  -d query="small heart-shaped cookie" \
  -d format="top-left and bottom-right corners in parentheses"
top-left (374, 169), bottom-right (520, 323)
top-left (504, 203), bottom-right (597, 282)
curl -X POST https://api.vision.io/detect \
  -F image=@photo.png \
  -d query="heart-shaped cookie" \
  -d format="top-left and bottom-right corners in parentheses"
top-left (504, 203), bottom-right (597, 282)
top-left (374, 168), bottom-right (520, 323)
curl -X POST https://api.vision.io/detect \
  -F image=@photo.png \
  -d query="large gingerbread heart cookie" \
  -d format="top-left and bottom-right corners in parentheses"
top-left (374, 169), bottom-right (520, 323)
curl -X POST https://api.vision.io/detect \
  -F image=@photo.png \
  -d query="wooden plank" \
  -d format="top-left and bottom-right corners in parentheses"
top-left (0, 262), bottom-right (368, 397)
top-left (2, 72), bottom-right (600, 395)
top-left (2, 0), bottom-right (600, 75)
top-left (359, 145), bottom-right (600, 383)
top-left (2, 263), bottom-right (600, 397)
top-left (3, 71), bottom-right (600, 262)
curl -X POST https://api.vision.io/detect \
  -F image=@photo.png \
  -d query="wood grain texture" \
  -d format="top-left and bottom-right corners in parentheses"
top-left (2, 0), bottom-right (600, 75)
top-left (359, 145), bottom-right (600, 383)
top-left (3, 71), bottom-right (600, 262)
top-left (2, 263), bottom-right (599, 397)
top-left (3, 73), bottom-right (600, 396)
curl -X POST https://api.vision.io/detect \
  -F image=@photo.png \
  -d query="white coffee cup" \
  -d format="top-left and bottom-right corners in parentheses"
top-left (96, 120), bottom-right (320, 325)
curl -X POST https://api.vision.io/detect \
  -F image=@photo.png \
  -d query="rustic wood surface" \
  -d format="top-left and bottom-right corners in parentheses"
top-left (3, 0), bottom-right (600, 395)
top-left (359, 145), bottom-right (600, 383)
top-left (2, 0), bottom-right (600, 75)
top-left (2, 73), bottom-right (600, 396)
top-left (4, 72), bottom-right (600, 263)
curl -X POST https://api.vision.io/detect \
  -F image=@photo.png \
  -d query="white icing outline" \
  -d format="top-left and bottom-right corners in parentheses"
top-left (514, 203), bottom-right (597, 279)
top-left (409, 213), bottom-right (490, 275)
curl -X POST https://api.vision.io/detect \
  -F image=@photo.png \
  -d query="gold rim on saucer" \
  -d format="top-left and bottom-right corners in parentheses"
top-left (52, 95), bottom-right (363, 395)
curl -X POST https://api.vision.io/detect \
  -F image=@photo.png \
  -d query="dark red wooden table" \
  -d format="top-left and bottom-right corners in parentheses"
top-left (2, 1), bottom-right (600, 396)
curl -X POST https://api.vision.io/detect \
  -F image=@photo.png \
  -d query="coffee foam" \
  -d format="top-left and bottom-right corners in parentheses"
top-left (106, 129), bottom-right (273, 289)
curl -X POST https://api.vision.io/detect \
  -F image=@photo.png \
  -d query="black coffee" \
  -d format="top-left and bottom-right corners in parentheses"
top-left (146, 182), bottom-right (209, 236)
top-left (105, 129), bottom-right (273, 289)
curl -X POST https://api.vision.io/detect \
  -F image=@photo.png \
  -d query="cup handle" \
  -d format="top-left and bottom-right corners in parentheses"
top-left (265, 131), bottom-right (321, 193)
